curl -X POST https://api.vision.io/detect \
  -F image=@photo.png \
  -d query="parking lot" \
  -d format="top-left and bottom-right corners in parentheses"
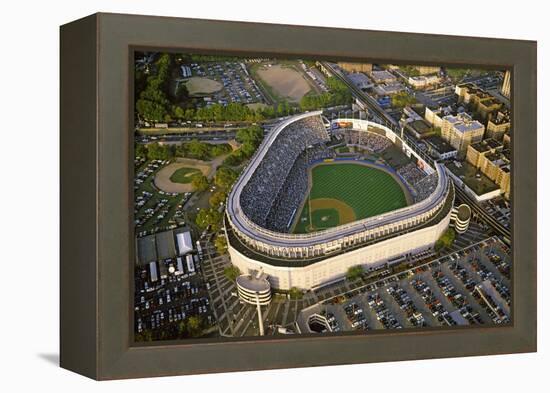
top-left (189, 61), bottom-right (267, 106)
top-left (194, 228), bottom-right (510, 338)
top-left (198, 236), bottom-right (325, 336)
top-left (134, 250), bottom-right (218, 340)
top-left (299, 236), bottom-right (511, 333)
top-left (134, 157), bottom-right (192, 235)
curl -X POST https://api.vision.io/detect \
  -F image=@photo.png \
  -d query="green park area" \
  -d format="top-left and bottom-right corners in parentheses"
top-left (169, 167), bottom-right (201, 184)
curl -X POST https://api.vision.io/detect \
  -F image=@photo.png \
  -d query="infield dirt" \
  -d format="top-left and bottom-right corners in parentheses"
top-left (256, 64), bottom-right (311, 102)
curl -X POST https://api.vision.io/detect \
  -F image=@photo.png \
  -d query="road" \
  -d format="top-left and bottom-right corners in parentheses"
top-left (322, 60), bottom-right (510, 241)
top-left (320, 61), bottom-right (399, 129)
top-left (320, 62), bottom-right (437, 166)
top-left (453, 186), bottom-right (510, 239)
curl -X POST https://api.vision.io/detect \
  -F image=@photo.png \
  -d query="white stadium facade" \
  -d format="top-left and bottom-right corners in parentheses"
top-left (224, 111), bottom-right (454, 290)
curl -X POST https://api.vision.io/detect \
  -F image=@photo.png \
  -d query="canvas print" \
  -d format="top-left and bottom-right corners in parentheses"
top-left (133, 53), bottom-right (511, 341)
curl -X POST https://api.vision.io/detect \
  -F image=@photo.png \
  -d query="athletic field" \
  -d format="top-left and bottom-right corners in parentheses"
top-left (293, 163), bottom-right (410, 234)
top-left (169, 167), bottom-right (201, 184)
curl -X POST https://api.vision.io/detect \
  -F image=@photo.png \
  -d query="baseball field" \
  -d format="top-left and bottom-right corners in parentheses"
top-left (292, 163), bottom-right (411, 234)
top-left (169, 167), bottom-right (201, 184)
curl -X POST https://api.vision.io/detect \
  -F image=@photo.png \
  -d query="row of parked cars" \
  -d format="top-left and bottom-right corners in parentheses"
top-left (411, 279), bottom-right (457, 326)
top-left (432, 271), bottom-right (484, 325)
top-left (366, 294), bottom-right (401, 329)
top-left (344, 302), bottom-right (369, 330)
top-left (135, 249), bottom-right (216, 335)
top-left (386, 285), bottom-right (426, 327)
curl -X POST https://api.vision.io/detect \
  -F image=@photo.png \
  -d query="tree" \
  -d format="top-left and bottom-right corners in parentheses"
top-left (135, 54), bottom-right (174, 122)
top-left (186, 139), bottom-right (210, 160)
top-left (209, 191), bottom-right (227, 208)
top-left (135, 330), bottom-right (153, 342)
top-left (391, 92), bottom-right (417, 109)
top-left (346, 265), bottom-right (364, 281)
top-left (223, 265), bottom-right (241, 282)
top-left (223, 149), bottom-right (247, 166)
top-left (135, 143), bottom-right (148, 158)
top-left (211, 143), bottom-right (232, 157)
top-left (240, 141), bottom-right (257, 157)
top-left (400, 65), bottom-right (421, 77)
top-left (289, 287), bottom-right (303, 300)
top-left (174, 82), bottom-right (189, 102)
top-left (236, 125), bottom-right (264, 146)
top-left (195, 208), bottom-right (223, 231)
top-left (214, 235), bottom-right (228, 255)
top-left (446, 68), bottom-right (471, 82)
top-left (177, 320), bottom-right (187, 337)
top-left (215, 166), bottom-right (238, 190)
top-left (193, 102), bottom-right (265, 122)
top-left (434, 228), bottom-right (456, 252)
top-left (172, 105), bottom-right (186, 120)
top-left (186, 316), bottom-right (203, 337)
top-left (147, 142), bottom-right (173, 160)
top-left (191, 174), bottom-right (209, 192)
top-left (299, 77), bottom-right (352, 111)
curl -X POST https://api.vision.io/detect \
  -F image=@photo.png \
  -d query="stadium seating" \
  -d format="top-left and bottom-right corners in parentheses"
top-left (339, 129), bottom-right (392, 153)
top-left (265, 145), bottom-right (334, 232)
top-left (240, 116), bottom-right (329, 228)
top-left (413, 173), bottom-right (439, 202)
top-left (240, 116), bottom-right (438, 234)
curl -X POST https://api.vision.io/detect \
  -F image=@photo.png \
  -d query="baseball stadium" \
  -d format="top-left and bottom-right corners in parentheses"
top-left (225, 111), bottom-right (454, 290)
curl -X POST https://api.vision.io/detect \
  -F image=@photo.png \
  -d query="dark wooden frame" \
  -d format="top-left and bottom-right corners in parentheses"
top-left (60, 12), bottom-right (537, 380)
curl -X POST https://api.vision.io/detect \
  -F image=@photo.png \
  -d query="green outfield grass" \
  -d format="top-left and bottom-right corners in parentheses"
top-left (293, 163), bottom-right (409, 233)
top-left (169, 167), bottom-right (201, 184)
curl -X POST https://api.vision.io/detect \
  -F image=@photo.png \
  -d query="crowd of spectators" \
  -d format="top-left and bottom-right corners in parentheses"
top-left (396, 162), bottom-right (440, 202)
top-left (339, 130), bottom-right (392, 153)
top-left (239, 117), bottom-right (441, 232)
top-left (240, 116), bottom-right (329, 227)
top-left (265, 145), bottom-right (334, 232)
top-left (398, 162), bottom-right (426, 187)
top-left (413, 173), bottom-right (439, 202)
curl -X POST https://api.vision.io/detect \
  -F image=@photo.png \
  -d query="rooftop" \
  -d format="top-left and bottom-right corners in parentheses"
top-left (485, 138), bottom-right (503, 149)
top-left (479, 98), bottom-right (501, 109)
top-left (444, 113), bottom-right (484, 133)
top-left (425, 136), bottom-right (456, 154)
top-left (458, 83), bottom-right (491, 98)
top-left (374, 83), bottom-right (405, 95)
top-left (428, 103), bottom-right (466, 118)
top-left (470, 141), bottom-right (490, 153)
top-left (409, 119), bottom-right (433, 135)
top-left (236, 273), bottom-right (271, 293)
top-left (457, 204), bottom-right (472, 221)
top-left (490, 109), bottom-right (511, 125)
top-left (446, 161), bottom-right (499, 196)
top-left (348, 72), bottom-right (373, 88)
top-left (470, 138), bottom-right (502, 153)
top-left (371, 70), bottom-right (396, 82)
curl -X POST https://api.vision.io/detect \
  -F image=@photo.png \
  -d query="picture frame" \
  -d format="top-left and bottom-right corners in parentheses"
top-left (60, 12), bottom-right (537, 380)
